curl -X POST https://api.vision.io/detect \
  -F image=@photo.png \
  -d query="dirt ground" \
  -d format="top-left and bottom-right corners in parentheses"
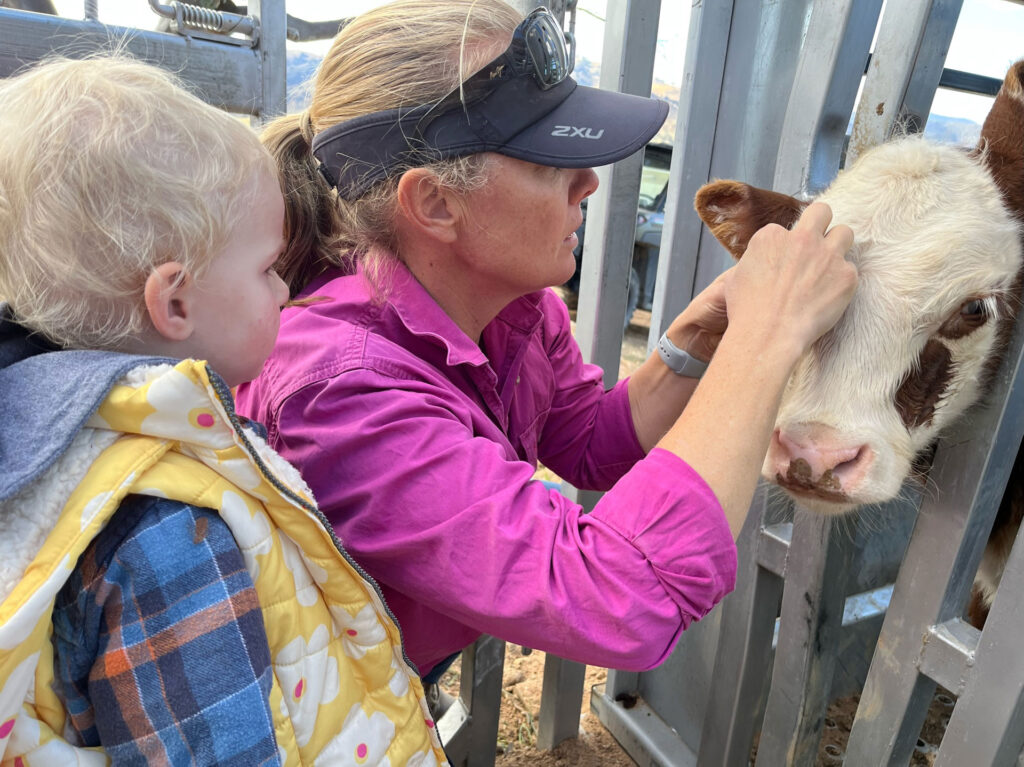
top-left (440, 290), bottom-right (954, 766)
top-left (438, 644), bottom-right (957, 766)
top-left (439, 648), bottom-right (636, 767)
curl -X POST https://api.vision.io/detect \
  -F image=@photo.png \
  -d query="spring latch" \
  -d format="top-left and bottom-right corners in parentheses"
top-left (148, 0), bottom-right (259, 46)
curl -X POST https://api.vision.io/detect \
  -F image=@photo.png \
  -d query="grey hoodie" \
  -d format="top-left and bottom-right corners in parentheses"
top-left (0, 302), bottom-right (174, 503)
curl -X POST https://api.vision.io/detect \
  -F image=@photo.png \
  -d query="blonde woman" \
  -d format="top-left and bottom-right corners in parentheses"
top-left (238, 0), bottom-right (857, 712)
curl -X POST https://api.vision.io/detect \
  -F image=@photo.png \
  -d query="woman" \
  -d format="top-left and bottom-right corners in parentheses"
top-left (238, 0), bottom-right (856, 699)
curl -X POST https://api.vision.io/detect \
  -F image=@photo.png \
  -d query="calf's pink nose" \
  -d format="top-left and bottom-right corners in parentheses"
top-left (770, 427), bottom-right (873, 493)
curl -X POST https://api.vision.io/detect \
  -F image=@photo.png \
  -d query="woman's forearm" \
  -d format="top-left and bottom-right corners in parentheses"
top-left (654, 327), bottom-right (802, 538)
top-left (627, 350), bottom-right (700, 452)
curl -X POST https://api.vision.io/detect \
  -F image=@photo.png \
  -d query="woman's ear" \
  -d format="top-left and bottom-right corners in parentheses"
top-left (395, 168), bottom-right (459, 243)
top-left (144, 262), bottom-right (195, 342)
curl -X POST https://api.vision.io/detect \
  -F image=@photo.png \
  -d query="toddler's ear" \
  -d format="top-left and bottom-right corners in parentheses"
top-left (144, 262), bottom-right (195, 341)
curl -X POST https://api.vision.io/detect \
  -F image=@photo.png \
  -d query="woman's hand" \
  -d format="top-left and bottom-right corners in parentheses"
top-left (664, 267), bottom-right (731, 363)
top-left (724, 201), bottom-right (857, 359)
top-left (654, 202), bottom-right (856, 538)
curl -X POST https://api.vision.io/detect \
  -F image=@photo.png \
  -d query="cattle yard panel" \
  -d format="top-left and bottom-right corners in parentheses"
top-left (594, 1), bottom-right (1024, 766)
top-left (842, 293), bottom-right (1024, 758)
top-left (595, 2), bottom-right (892, 760)
top-left (708, 3), bottom-right (964, 765)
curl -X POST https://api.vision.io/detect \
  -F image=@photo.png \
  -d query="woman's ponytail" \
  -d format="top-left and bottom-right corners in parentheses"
top-left (261, 111), bottom-right (346, 296)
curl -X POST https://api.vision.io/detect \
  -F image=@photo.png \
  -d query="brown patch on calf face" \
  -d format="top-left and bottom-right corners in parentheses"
top-left (895, 339), bottom-right (954, 429)
top-left (694, 181), bottom-right (808, 260)
top-left (976, 59), bottom-right (1024, 226)
top-left (776, 459), bottom-right (851, 503)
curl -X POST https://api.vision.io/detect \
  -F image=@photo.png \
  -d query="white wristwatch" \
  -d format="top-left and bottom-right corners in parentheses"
top-left (657, 331), bottom-right (709, 378)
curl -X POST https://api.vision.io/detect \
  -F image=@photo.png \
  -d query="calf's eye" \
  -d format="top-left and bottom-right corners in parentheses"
top-left (961, 299), bottom-right (986, 317)
top-left (937, 296), bottom-right (989, 339)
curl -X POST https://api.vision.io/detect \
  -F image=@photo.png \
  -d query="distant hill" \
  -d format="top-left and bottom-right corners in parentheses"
top-left (287, 51), bottom-right (978, 148)
top-left (923, 114), bottom-right (981, 146)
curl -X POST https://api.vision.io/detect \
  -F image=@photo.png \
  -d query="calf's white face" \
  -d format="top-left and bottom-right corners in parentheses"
top-left (696, 61), bottom-right (1024, 514)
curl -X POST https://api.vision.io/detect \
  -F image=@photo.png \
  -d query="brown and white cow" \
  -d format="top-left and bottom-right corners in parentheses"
top-left (694, 60), bottom-right (1024, 626)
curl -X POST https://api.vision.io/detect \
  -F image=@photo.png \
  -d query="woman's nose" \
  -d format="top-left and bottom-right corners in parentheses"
top-left (572, 167), bottom-right (600, 204)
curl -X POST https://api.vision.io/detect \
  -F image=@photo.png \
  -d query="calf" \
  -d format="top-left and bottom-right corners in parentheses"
top-left (694, 60), bottom-right (1024, 627)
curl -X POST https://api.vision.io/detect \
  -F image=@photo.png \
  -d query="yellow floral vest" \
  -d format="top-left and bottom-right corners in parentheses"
top-left (0, 361), bottom-right (448, 766)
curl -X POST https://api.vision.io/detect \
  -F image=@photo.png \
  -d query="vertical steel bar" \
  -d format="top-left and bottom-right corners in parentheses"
top-left (771, 0), bottom-right (882, 197)
top-left (573, 0), bottom-right (661, 379)
top-left (754, 512), bottom-right (853, 766)
top-left (248, 0), bottom-right (287, 124)
top-left (847, 0), bottom-right (964, 164)
top-left (698, 487), bottom-right (785, 767)
top-left (646, 0), bottom-right (733, 344)
top-left (539, 0), bottom-right (661, 750)
top-left (438, 636), bottom-right (506, 767)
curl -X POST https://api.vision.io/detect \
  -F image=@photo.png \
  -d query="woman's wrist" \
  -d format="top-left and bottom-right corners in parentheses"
top-left (657, 331), bottom-right (710, 377)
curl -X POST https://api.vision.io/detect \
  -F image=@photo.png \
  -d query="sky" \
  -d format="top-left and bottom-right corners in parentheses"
top-left (49, 0), bottom-right (1022, 125)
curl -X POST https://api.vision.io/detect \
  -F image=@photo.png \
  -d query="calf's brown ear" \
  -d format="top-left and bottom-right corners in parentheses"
top-left (978, 59), bottom-right (1024, 221)
top-left (694, 180), bottom-right (807, 260)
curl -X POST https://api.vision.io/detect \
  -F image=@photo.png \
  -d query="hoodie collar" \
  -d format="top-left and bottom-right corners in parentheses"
top-left (0, 304), bottom-right (175, 502)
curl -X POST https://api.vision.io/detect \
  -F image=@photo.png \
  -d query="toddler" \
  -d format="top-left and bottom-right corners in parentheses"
top-left (0, 56), bottom-right (446, 766)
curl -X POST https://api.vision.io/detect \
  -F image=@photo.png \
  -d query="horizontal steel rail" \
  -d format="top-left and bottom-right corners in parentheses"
top-left (0, 7), bottom-right (262, 115)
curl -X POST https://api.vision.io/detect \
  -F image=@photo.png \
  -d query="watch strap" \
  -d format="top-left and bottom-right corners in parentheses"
top-left (657, 331), bottom-right (709, 378)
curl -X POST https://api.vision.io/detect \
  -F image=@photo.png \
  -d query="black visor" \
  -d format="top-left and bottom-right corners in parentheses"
top-left (312, 7), bottom-right (669, 201)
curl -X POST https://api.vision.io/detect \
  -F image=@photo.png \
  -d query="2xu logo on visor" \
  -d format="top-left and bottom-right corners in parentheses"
top-left (551, 125), bottom-right (606, 140)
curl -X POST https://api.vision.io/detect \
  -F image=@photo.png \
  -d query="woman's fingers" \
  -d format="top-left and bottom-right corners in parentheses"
top-left (791, 200), bottom-right (834, 233)
top-left (726, 202), bottom-right (857, 353)
top-left (826, 222), bottom-right (854, 254)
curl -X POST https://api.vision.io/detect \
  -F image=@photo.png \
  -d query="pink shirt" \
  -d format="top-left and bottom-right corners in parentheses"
top-left (237, 263), bottom-right (736, 675)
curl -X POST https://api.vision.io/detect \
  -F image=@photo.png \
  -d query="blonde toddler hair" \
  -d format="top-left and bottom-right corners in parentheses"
top-left (262, 0), bottom-right (522, 295)
top-left (0, 55), bottom-right (276, 349)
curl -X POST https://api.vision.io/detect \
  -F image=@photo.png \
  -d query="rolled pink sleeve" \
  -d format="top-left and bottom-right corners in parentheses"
top-left (590, 448), bottom-right (737, 630)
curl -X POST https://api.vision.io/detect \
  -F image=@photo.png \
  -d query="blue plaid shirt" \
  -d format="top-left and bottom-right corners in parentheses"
top-left (51, 494), bottom-right (281, 765)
